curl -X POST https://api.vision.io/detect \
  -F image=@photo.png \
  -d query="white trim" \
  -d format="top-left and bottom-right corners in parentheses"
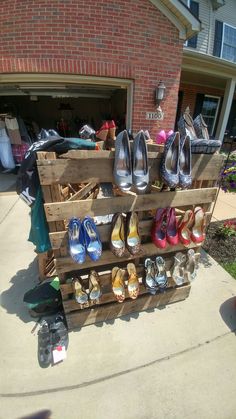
top-left (220, 22), bottom-right (236, 63)
top-left (201, 95), bottom-right (220, 135)
top-left (149, 0), bottom-right (201, 40)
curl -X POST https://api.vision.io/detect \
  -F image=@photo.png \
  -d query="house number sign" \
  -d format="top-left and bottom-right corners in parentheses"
top-left (146, 110), bottom-right (164, 121)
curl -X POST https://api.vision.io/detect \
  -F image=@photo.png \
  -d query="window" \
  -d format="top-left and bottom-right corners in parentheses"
top-left (201, 96), bottom-right (220, 136)
top-left (213, 21), bottom-right (236, 63)
top-left (185, 0), bottom-right (199, 48)
top-left (221, 23), bottom-right (236, 63)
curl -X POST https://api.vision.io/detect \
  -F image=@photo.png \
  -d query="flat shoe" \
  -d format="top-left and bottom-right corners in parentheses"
top-left (50, 314), bottom-right (69, 352)
top-left (38, 320), bottom-right (52, 368)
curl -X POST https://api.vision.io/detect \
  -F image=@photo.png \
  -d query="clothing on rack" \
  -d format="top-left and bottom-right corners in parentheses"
top-left (16, 136), bottom-right (97, 206)
top-left (5, 117), bottom-right (22, 145)
top-left (0, 127), bottom-right (15, 169)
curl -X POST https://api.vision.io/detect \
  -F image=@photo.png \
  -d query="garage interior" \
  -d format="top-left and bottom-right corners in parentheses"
top-left (0, 83), bottom-right (127, 140)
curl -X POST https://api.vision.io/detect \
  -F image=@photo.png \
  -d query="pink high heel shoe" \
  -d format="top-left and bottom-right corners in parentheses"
top-left (151, 208), bottom-right (168, 249)
top-left (166, 207), bottom-right (179, 246)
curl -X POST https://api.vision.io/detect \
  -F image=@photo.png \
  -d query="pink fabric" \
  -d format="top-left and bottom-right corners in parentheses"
top-left (155, 130), bottom-right (166, 144)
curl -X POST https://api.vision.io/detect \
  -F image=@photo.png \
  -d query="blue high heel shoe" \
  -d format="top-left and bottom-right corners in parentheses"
top-left (68, 218), bottom-right (86, 264)
top-left (82, 217), bottom-right (102, 261)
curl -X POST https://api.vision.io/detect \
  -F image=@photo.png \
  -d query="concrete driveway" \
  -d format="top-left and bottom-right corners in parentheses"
top-left (1, 194), bottom-right (236, 419)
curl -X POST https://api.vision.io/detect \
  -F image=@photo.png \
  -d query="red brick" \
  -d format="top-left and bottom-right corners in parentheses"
top-left (0, 0), bottom-right (183, 133)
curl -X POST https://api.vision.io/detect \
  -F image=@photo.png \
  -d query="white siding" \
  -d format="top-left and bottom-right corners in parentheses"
top-left (184, 0), bottom-right (236, 57)
top-left (209, 0), bottom-right (236, 55)
top-left (184, 0), bottom-right (211, 54)
top-left (197, 0), bottom-right (211, 54)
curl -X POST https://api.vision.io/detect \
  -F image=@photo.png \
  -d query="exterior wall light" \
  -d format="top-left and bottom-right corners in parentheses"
top-left (155, 81), bottom-right (165, 107)
top-left (154, 81), bottom-right (165, 120)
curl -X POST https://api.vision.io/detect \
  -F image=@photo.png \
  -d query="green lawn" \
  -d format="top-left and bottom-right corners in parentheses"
top-left (222, 262), bottom-right (236, 279)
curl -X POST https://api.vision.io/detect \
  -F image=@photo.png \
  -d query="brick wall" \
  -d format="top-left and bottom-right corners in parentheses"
top-left (179, 83), bottom-right (224, 115)
top-left (0, 0), bottom-right (183, 136)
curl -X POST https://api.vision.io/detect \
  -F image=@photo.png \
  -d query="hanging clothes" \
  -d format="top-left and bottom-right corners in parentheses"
top-left (0, 126), bottom-right (15, 169)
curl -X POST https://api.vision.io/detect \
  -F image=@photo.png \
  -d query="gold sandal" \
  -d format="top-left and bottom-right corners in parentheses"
top-left (89, 270), bottom-right (101, 303)
top-left (72, 277), bottom-right (89, 306)
top-left (127, 263), bottom-right (139, 299)
top-left (111, 267), bottom-right (126, 303)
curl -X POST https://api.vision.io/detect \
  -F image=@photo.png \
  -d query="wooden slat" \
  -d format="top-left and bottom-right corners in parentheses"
top-left (60, 262), bottom-right (179, 297)
top-left (65, 282), bottom-right (191, 329)
top-left (49, 212), bottom-right (211, 250)
top-left (44, 188), bottom-right (217, 222)
top-left (67, 182), bottom-right (97, 201)
top-left (55, 242), bottom-right (199, 274)
top-left (37, 154), bottom-right (224, 185)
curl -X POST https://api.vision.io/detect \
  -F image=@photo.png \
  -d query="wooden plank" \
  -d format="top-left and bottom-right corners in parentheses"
top-left (67, 182), bottom-right (97, 201)
top-left (49, 212), bottom-right (211, 250)
top-left (54, 242), bottom-right (199, 274)
top-left (60, 263), bottom-right (178, 298)
top-left (37, 154), bottom-right (224, 185)
top-left (65, 283), bottom-right (191, 329)
top-left (44, 188), bottom-right (217, 222)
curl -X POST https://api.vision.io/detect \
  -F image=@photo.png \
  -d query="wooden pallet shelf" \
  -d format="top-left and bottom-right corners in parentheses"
top-left (36, 149), bottom-right (224, 329)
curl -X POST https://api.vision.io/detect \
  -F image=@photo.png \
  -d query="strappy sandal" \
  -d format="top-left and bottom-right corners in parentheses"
top-left (155, 256), bottom-right (168, 291)
top-left (127, 263), bottom-right (139, 300)
top-left (38, 320), bottom-right (52, 368)
top-left (89, 270), bottom-right (101, 303)
top-left (111, 267), bottom-right (126, 303)
top-left (171, 252), bottom-right (187, 285)
top-left (72, 277), bottom-right (89, 306)
top-left (144, 258), bottom-right (158, 295)
top-left (185, 249), bottom-right (201, 282)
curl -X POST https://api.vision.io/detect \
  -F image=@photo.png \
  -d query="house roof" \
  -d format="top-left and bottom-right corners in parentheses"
top-left (149, 0), bottom-right (202, 40)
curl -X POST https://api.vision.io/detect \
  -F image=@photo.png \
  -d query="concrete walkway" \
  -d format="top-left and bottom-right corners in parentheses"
top-left (212, 189), bottom-right (236, 221)
top-left (1, 193), bottom-right (236, 419)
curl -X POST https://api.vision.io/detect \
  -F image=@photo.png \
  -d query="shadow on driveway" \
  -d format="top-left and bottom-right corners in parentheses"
top-left (220, 297), bottom-right (236, 333)
top-left (1, 257), bottom-right (38, 323)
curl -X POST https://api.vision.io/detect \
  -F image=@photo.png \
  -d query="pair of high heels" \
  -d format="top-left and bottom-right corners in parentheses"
top-left (144, 257), bottom-right (168, 295)
top-left (178, 111), bottom-right (221, 154)
top-left (178, 206), bottom-right (206, 246)
top-left (72, 271), bottom-right (101, 306)
top-left (110, 212), bottom-right (141, 257)
top-left (113, 130), bottom-right (149, 192)
top-left (68, 217), bottom-right (102, 264)
top-left (178, 111), bottom-right (209, 141)
top-left (151, 207), bottom-right (178, 249)
top-left (171, 249), bottom-right (200, 285)
top-left (112, 263), bottom-right (139, 302)
top-left (160, 132), bottom-right (192, 189)
top-left (96, 120), bottom-right (116, 141)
